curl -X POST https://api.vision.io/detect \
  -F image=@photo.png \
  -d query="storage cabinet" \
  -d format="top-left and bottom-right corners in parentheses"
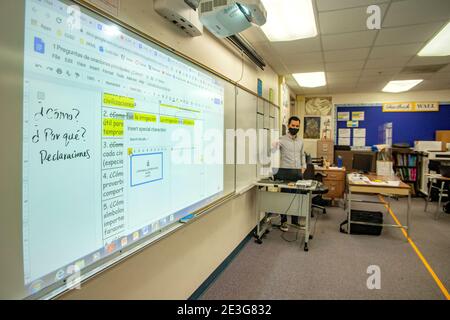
top-left (315, 167), bottom-right (346, 202)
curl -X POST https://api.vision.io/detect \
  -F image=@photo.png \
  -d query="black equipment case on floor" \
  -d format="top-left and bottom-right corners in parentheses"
top-left (340, 210), bottom-right (383, 235)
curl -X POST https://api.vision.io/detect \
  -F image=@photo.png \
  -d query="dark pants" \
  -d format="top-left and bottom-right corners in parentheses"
top-left (280, 188), bottom-right (299, 225)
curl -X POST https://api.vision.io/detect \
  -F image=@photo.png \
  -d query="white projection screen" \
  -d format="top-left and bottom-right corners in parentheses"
top-left (0, 0), bottom-right (236, 299)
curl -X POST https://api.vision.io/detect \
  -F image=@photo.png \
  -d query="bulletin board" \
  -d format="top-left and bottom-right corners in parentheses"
top-left (335, 104), bottom-right (450, 147)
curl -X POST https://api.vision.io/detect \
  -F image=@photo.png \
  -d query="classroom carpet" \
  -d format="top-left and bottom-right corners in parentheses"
top-left (200, 195), bottom-right (450, 300)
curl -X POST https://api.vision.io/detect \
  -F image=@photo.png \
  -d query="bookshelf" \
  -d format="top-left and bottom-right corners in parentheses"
top-left (392, 148), bottom-right (420, 195)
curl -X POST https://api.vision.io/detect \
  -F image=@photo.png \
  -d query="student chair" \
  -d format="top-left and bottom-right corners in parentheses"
top-left (303, 163), bottom-right (327, 215)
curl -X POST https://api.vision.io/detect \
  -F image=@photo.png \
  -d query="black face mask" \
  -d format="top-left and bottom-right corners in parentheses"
top-left (289, 128), bottom-right (299, 136)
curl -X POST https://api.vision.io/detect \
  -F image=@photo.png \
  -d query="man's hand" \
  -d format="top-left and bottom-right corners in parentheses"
top-left (271, 140), bottom-right (280, 150)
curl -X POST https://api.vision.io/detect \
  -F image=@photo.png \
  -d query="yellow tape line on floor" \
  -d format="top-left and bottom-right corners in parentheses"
top-left (379, 195), bottom-right (450, 300)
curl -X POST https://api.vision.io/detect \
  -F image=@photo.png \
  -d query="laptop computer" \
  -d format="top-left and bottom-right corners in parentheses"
top-left (272, 168), bottom-right (303, 182)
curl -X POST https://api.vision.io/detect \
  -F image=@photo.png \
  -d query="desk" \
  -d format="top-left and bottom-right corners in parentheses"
top-left (425, 174), bottom-right (450, 219)
top-left (315, 166), bottom-right (346, 203)
top-left (346, 174), bottom-right (411, 238)
top-left (254, 180), bottom-right (327, 251)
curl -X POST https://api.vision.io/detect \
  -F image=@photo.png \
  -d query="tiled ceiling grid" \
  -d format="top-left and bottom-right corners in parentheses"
top-left (240, 0), bottom-right (450, 94)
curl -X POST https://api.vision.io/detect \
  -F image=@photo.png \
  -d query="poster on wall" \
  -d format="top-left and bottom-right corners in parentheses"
top-left (305, 97), bottom-right (332, 116)
top-left (320, 116), bottom-right (332, 140)
top-left (338, 128), bottom-right (351, 138)
top-left (353, 128), bottom-right (366, 138)
top-left (382, 102), bottom-right (439, 112)
top-left (337, 112), bottom-right (350, 121)
top-left (281, 83), bottom-right (289, 135)
top-left (338, 137), bottom-right (351, 146)
top-left (352, 111), bottom-right (365, 121)
top-left (257, 79), bottom-right (263, 96)
top-left (347, 121), bottom-right (359, 128)
top-left (304, 117), bottom-right (321, 139)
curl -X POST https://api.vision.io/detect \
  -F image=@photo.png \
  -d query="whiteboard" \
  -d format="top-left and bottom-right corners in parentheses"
top-left (0, 0), bottom-right (237, 300)
top-left (235, 88), bottom-right (257, 193)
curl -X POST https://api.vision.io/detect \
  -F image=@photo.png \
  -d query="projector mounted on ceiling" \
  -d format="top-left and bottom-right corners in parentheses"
top-left (198, 0), bottom-right (267, 38)
top-left (154, 0), bottom-right (204, 37)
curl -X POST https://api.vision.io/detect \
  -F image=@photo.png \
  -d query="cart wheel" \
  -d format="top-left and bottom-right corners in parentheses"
top-left (309, 235), bottom-right (313, 240)
top-left (304, 243), bottom-right (309, 252)
top-left (323, 209), bottom-right (327, 214)
top-left (265, 229), bottom-right (270, 235)
top-left (255, 238), bottom-right (263, 244)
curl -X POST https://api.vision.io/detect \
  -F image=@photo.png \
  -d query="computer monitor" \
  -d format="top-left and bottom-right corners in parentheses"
top-left (352, 153), bottom-right (373, 173)
top-left (272, 168), bottom-right (303, 182)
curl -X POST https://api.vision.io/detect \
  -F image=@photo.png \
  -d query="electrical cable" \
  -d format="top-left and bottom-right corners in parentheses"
top-left (280, 202), bottom-right (321, 244)
top-left (235, 50), bottom-right (245, 85)
top-left (279, 193), bottom-right (299, 243)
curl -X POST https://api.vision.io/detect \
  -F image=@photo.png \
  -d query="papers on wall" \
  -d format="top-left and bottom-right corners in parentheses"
top-left (338, 137), bottom-right (351, 146)
top-left (347, 121), bottom-right (359, 128)
top-left (353, 128), bottom-right (366, 138)
top-left (352, 111), bottom-right (365, 121)
top-left (320, 116), bottom-right (332, 139)
top-left (337, 112), bottom-right (350, 121)
top-left (338, 128), bottom-right (351, 137)
top-left (353, 137), bottom-right (366, 147)
top-left (338, 128), bottom-right (351, 146)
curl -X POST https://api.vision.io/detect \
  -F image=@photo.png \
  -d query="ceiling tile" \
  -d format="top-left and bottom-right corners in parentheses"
top-left (411, 79), bottom-right (450, 91)
top-left (316, 0), bottom-right (390, 12)
top-left (281, 51), bottom-right (324, 65)
top-left (407, 56), bottom-right (450, 66)
top-left (354, 82), bottom-right (385, 91)
top-left (288, 63), bottom-right (326, 73)
top-left (285, 79), bottom-right (299, 89)
top-left (392, 73), bottom-right (435, 80)
top-left (322, 30), bottom-right (377, 51)
top-left (326, 60), bottom-right (365, 72)
top-left (358, 75), bottom-right (393, 83)
top-left (437, 64), bottom-right (450, 73)
top-left (327, 77), bottom-right (358, 85)
top-left (369, 43), bottom-right (424, 59)
top-left (319, 4), bottom-right (389, 35)
top-left (324, 47), bottom-right (371, 62)
top-left (361, 67), bottom-right (402, 77)
top-left (271, 37), bottom-right (322, 55)
top-left (330, 83), bottom-right (358, 88)
top-left (365, 56), bottom-right (411, 69)
top-left (430, 72), bottom-right (450, 80)
top-left (326, 70), bottom-right (362, 79)
top-left (383, 0), bottom-right (450, 28)
top-left (267, 61), bottom-right (289, 76)
top-left (375, 22), bottom-right (446, 46)
top-left (241, 28), bottom-right (269, 44)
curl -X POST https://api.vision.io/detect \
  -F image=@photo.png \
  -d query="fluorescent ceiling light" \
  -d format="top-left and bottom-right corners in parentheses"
top-left (382, 80), bottom-right (423, 93)
top-left (418, 21), bottom-right (450, 56)
top-left (293, 72), bottom-right (326, 88)
top-left (260, 0), bottom-right (317, 42)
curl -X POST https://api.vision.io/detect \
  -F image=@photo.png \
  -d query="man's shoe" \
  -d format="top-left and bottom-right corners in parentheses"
top-left (292, 221), bottom-right (306, 229)
top-left (280, 222), bottom-right (288, 232)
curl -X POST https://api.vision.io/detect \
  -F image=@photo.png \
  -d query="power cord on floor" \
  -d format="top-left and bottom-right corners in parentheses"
top-left (280, 208), bottom-right (321, 244)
